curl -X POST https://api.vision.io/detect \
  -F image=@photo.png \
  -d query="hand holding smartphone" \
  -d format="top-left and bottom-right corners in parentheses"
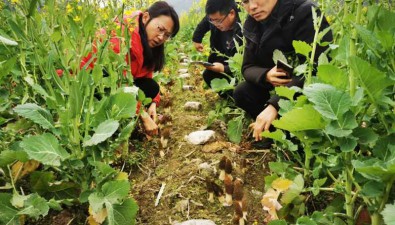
top-left (276, 59), bottom-right (293, 79)
top-left (190, 61), bottom-right (214, 67)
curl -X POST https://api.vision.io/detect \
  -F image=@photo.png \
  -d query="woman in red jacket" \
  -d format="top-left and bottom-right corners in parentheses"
top-left (82, 1), bottom-right (179, 136)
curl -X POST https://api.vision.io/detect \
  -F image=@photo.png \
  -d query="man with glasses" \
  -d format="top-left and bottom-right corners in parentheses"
top-left (233, 0), bottom-right (332, 147)
top-left (192, 0), bottom-right (243, 96)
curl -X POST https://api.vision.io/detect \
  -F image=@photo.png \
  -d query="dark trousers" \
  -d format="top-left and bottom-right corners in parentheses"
top-left (233, 81), bottom-right (271, 119)
top-left (134, 78), bottom-right (159, 102)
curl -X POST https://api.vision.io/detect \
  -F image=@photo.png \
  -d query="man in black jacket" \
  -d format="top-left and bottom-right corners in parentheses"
top-left (192, 0), bottom-right (243, 93)
top-left (234, 0), bottom-right (332, 142)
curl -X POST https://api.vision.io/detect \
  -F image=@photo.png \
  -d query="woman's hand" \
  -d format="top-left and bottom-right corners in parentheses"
top-left (266, 66), bottom-right (292, 86)
top-left (147, 103), bottom-right (157, 122)
top-left (205, 62), bottom-right (224, 73)
top-left (251, 104), bottom-right (278, 141)
top-left (141, 111), bottom-right (159, 136)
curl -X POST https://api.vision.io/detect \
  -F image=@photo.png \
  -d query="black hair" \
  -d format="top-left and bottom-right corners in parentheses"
top-left (139, 1), bottom-right (180, 72)
top-left (206, 0), bottom-right (237, 15)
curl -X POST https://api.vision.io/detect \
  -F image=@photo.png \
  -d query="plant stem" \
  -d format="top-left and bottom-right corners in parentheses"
top-left (306, 13), bottom-right (324, 85)
top-left (7, 165), bottom-right (18, 194)
top-left (379, 175), bottom-right (395, 211)
top-left (304, 144), bottom-right (312, 180)
top-left (344, 152), bottom-right (354, 225)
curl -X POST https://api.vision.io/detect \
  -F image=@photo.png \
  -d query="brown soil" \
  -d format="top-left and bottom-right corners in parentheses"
top-left (130, 64), bottom-right (273, 225)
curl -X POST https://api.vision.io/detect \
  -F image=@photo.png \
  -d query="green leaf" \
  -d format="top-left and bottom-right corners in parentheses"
top-left (352, 127), bottom-right (379, 145)
top-left (0, 150), bottom-right (29, 167)
top-left (227, 116), bottom-right (243, 144)
top-left (262, 130), bottom-right (286, 142)
top-left (273, 104), bottom-right (326, 131)
top-left (293, 40), bottom-right (312, 58)
top-left (338, 137), bottom-right (357, 152)
top-left (83, 13), bottom-right (96, 35)
top-left (11, 194), bottom-right (29, 208)
top-left (89, 192), bottom-right (106, 213)
top-left (48, 199), bottom-right (63, 211)
top-left (312, 178), bottom-right (327, 196)
top-left (110, 198), bottom-right (139, 225)
top-left (352, 159), bottom-right (395, 182)
top-left (24, 77), bottom-right (52, 100)
top-left (110, 93), bottom-right (137, 120)
top-left (325, 111), bottom-right (358, 137)
top-left (296, 216), bottom-right (318, 225)
top-left (294, 64), bottom-right (307, 76)
top-left (27, 0), bottom-right (39, 18)
top-left (7, 19), bottom-right (28, 42)
top-left (83, 119), bottom-right (119, 147)
top-left (69, 80), bottom-right (83, 119)
top-left (381, 203), bottom-right (395, 225)
top-left (317, 65), bottom-right (348, 90)
top-left (349, 56), bottom-right (394, 104)
top-left (376, 31), bottom-right (394, 51)
top-left (18, 194), bottom-right (49, 219)
top-left (318, 53), bottom-right (329, 65)
top-left (352, 88), bottom-right (364, 107)
top-left (14, 103), bottom-right (54, 129)
top-left (361, 181), bottom-right (385, 197)
top-left (334, 36), bottom-right (350, 62)
top-left (210, 78), bottom-right (234, 92)
top-left (0, 56), bottom-right (18, 80)
top-left (304, 84), bottom-right (352, 120)
top-left (374, 6), bottom-right (395, 32)
top-left (275, 86), bottom-right (296, 100)
top-left (50, 31), bottom-right (62, 43)
top-left (0, 34), bottom-right (18, 46)
top-left (0, 193), bottom-right (20, 225)
top-left (20, 133), bottom-right (70, 166)
top-left (116, 119), bottom-right (138, 143)
top-left (30, 172), bottom-right (55, 195)
top-left (354, 25), bottom-right (382, 54)
top-left (92, 64), bottom-right (103, 85)
top-left (268, 220), bottom-right (288, 225)
top-left (272, 49), bottom-right (288, 64)
top-left (281, 189), bottom-right (301, 205)
top-left (102, 180), bottom-right (130, 205)
top-left (269, 162), bottom-right (289, 174)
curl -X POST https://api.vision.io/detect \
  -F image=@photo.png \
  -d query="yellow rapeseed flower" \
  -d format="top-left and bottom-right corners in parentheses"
top-left (77, 5), bottom-right (82, 10)
top-left (326, 15), bottom-right (333, 25)
top-left (66, 4), bottom-right (73, 14)
top-left (11, 0), bottom-right (19, 4)
top-left (73, 16), bottom-right (81, 22)
top-left (102, 13), bottom-right (109, 20)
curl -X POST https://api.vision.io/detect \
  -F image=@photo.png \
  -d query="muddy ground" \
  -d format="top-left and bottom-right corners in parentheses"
top-left (130, 62), bottom-right (274, 225)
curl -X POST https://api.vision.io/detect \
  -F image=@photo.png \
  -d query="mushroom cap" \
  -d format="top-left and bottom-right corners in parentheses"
top-left (219, 156), bottom-right (227, 170)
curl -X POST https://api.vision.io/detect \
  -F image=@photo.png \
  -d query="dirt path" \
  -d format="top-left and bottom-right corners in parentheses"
top-left (131, 59), bottom-right (272, 225)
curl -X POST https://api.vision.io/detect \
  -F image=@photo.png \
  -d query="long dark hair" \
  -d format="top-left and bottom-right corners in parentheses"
top-left (139, 1), bottom-right (179, 72)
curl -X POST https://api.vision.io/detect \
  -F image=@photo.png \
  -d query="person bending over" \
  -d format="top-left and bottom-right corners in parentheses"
top-left (234, 0), bottom-right (332, 144)
top-left (82, 1), bottom-right (180, 136)
top-left (192, 0), bottom-right (243, 95)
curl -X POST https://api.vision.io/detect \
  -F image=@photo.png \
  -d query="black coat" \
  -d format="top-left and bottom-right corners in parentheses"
top-left (192, 10), bottom-right (243, 75)
top-left (242, 0), bottom-right (333, 109)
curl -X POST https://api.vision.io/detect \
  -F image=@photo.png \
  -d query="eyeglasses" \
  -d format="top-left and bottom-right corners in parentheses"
top-left (156, 24), bottom-right (172, 40)
top-left (208, 12), bottom-right (229, 25)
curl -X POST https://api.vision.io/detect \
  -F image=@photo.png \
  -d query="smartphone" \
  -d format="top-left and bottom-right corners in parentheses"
top-left (190, 61), bottom-right (214, 67)
top-left (276, 59), bottom-right (293, 79)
